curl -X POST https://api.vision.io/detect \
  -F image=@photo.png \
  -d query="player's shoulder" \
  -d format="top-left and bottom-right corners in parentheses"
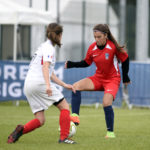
top-left (41, 39), bottom-right (55, 51)
top-left (88, 42), bottom-right (97, 51)
top-left (106, 40), bottom-right (116, 50)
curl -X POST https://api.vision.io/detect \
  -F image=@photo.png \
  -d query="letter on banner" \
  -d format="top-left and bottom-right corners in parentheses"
top-left (9, 82), bottom-right (21, 97)
top-left (4, 65), bottom-right (17, 80)
top-left (20, 65), bottom-right (29, 80)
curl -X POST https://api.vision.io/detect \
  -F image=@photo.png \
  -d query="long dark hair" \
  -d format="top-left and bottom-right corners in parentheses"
top-left (93, 24), bottom-right (125, 52)
top-left (46, 23), bottom-right (63, 47)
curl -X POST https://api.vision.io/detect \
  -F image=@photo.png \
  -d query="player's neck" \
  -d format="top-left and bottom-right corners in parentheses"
top-left (97, 43), bottom-right (106, 50)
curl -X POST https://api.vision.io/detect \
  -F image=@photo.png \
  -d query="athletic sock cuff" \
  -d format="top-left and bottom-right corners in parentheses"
top-left (61, 109), bottom-right (70, 113)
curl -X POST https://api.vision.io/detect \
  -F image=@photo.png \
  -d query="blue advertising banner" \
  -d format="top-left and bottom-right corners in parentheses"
top-left (0, 60), bottom-right (123, 107)
top-left (128, 62), bottom-right (150, 107)
top-left (1, 60), bottom-right (150, 107)
top-left (0, 61), bottom-right (29, 101)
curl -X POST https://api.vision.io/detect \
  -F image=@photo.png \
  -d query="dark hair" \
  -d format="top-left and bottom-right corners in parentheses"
top-left (46, 23), bottom-right (63, 47)
top-left (93, 24), bottom-right (125, 52)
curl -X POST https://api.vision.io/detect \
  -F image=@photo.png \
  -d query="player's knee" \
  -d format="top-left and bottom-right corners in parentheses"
top-left (103, 101), bottom-right (112, 107)
top-left (103, 93), bottom-right (113, 107)
top-left (73, 83), bottom-right (80, 90)
top-left (103, 99), bottom-right (112, 107)
top-left (103, 102), bottom-right (108, 107)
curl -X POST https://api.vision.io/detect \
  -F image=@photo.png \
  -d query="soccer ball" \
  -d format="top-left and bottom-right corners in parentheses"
top-left (58, 121), bottom-right (77, 138)
top-left (68, 121), bottom-right (77, 138)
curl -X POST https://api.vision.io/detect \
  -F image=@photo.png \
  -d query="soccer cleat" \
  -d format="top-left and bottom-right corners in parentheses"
top-left (58, 138), bottom-right (76, 144)
top-left (105, 131), bottom-right (116, 138)
top-left (70, 113), bottom-right (80, 126)
top-left (7, 125), bottom-right (24, 143)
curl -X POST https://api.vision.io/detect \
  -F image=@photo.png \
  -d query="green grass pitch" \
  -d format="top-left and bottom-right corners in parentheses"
top-left (0, 101), bottom-right (150, 150)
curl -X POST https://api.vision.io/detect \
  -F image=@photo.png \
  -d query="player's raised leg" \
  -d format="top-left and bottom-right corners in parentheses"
top-left (70, 78), bottom-right (95, 125)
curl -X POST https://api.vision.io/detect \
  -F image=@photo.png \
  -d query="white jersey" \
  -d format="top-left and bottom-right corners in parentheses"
top-left (24, 39), bottom-right (64, 114)
top-left (26, 39), bottom-right (55, 83)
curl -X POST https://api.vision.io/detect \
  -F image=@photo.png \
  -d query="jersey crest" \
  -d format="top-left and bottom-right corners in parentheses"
top-left (105, 53), bottom-right (109, 60)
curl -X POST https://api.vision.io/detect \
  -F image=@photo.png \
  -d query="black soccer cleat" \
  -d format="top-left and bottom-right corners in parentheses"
top-left (7, 125), bottom-right (24, 144)
top-left (58, 138), bottom-right (76, 144)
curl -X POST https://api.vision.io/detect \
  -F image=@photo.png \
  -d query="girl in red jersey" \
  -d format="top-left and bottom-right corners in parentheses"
top-left (65, 24), bottom-right (130, 138)
top-left (7, 23), bottom-right (76, 144)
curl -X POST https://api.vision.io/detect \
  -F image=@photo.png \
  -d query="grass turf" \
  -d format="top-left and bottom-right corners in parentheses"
top-left (0, 101), bottom-right (150, 150)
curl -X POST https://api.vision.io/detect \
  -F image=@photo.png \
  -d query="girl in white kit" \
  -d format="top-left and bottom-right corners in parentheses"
top-left (7, 23), bottom-right (76, 144)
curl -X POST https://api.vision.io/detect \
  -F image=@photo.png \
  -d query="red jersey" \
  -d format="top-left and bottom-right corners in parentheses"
top-left (84, 40), bottom-right (128, 79)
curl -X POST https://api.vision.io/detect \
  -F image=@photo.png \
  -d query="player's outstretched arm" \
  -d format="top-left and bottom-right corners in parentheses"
top-left (65, 60), bottom-right (89, 69)
top-left (50, 72), bottom-right (76, 93)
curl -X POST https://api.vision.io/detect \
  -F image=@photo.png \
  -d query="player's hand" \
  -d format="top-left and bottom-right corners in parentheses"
top-left (63, 83), bottom-right (76, 93)
top-left (46, 86), bottom-right (52, 96)
top-left (123, 81), bottom-right (131, 88)
top-left (64, 61), bottom-right (68, 69)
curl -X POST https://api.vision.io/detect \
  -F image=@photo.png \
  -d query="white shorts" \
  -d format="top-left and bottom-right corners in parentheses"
top-left (24, 80), bottom-right (64, 114)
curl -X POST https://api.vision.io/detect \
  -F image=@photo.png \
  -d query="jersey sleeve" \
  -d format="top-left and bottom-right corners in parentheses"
top-left (43, 46), bottom-right (54, 63)
top-left (84, 46), bottom-right (93, 65)
top-left (115, 48), bottom-right (128, 63)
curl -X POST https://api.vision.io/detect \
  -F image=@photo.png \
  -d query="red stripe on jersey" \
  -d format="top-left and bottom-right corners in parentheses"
top-left (41, 56), bottom-right (43, 65)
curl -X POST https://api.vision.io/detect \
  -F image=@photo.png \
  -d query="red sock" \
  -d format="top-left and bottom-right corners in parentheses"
top-left (23, 118), bottom-right (41, 134)
top-left (59, 109), bottom-right (70, 140)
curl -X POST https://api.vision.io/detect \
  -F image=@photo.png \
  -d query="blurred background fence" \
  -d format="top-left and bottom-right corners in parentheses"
top-left (0, 0), bottom-right (149, 62)
top-left (1, 60), bottom-right (150, 108)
